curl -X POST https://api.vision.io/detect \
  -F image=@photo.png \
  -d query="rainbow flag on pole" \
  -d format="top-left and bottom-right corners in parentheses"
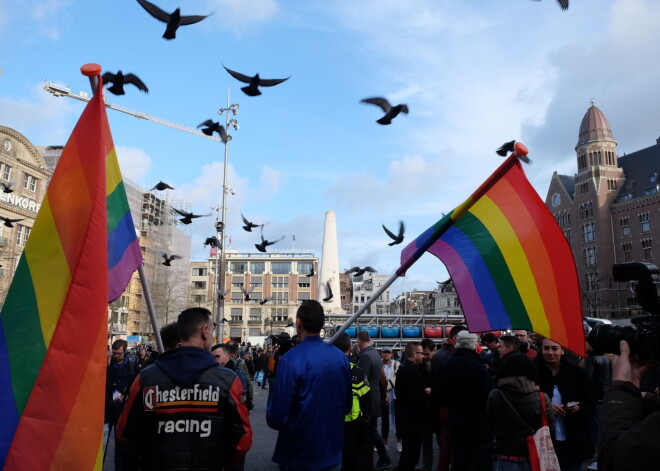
top-left (398, 150), bottom-right (584, 355)
top-left (0, 69), bottom-right (136, 469)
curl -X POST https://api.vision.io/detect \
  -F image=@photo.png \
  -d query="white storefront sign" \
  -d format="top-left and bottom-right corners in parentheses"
top-left (0, 192), bottom-right (40, 213)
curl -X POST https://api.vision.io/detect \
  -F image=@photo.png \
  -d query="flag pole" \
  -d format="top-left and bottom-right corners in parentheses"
top-left (328, 143), bottom-right (529, 344)
top-left (81, 63), bottom-right (163, 353)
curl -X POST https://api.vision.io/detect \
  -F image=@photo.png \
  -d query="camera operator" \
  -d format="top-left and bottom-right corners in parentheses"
top-left (598, 339), bottom-right (658, 471)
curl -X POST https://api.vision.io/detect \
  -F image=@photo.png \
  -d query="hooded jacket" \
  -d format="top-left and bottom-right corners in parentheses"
top-left (116, 346), bottom-right (252, 471)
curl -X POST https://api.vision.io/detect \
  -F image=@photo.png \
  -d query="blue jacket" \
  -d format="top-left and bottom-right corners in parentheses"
top-left (267, 336), bottom-right (351, 471)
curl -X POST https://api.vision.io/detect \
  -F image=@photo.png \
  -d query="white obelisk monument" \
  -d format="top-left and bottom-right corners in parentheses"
top-left (318, 210), bottom-right (343, 314)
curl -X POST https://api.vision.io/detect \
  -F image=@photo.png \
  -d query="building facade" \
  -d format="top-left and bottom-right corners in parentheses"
top-left (545, 102), bottom-right (660, 320)
top-left (350, 273), bottom-right (392, 315)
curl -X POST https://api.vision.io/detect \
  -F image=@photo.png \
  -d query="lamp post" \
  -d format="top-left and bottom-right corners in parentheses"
top-left (214, 88), bottom-right (239, 340)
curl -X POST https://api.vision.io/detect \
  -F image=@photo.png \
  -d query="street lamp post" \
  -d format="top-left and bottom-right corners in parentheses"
top-left (214, 88), bottom-right (239, 340)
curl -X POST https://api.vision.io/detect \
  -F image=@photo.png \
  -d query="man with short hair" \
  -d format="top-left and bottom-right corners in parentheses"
top-left (117, 307), bottom-right (252, 470)
top-left (497, 335), bottom-right (522, 361)
top-left (514, 329), bottom-right (538, 359)
top-left (357, 331), bottom-right (391, 470)
top-left (212, 343), bottom-right (250, 409)
top-left (227, 339), bottom-right (254, 412)
top-left (267, 300), bottom-right (351, 471)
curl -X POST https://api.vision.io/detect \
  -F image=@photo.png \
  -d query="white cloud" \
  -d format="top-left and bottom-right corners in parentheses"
top-left (115, 146), bottom-right (152, 182)
top-left (201, 0), bottom-right (280, 35)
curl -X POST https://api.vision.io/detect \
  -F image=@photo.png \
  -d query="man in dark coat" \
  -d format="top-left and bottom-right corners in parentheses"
top-left (436, 331), bottom-right (494, 471)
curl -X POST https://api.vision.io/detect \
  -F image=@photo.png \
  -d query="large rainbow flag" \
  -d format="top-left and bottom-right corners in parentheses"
top-left (398, 149), bottom-right (584, 355)
top-left (0, 70), bottom-right (140, 470)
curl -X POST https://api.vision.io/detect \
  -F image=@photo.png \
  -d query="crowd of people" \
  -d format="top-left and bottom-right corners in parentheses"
top-left (104, 305), bottom-right (660, 471)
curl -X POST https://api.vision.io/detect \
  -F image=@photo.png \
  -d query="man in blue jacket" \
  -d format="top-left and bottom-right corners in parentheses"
top-left (267, 300), bottom-right (352, 471)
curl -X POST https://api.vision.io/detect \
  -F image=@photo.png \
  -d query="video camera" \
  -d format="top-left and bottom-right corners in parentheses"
top-left (588, 262), bottom-right (660, 362)
top-left (269, 332), bottom-right (296, 354)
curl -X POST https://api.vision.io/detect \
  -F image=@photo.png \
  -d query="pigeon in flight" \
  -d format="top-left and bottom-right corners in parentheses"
top-left (346, 266), bottom-right (377, 277)
top-left (496, 139), bottom-right (531, 163)
top-left (531, 0), bottom-right (568, 10)
top-left (223, 65), bottom-right (289, 97)
top-left (382, 221), bottom-right (405, 246)
top-left (241, 286), bottom-right (254, 301)
top-left (255, 232), bottom-right (284, 253)
top-left (197, 120), bottom-right (230, 143)
top-left (307, 266), bottom-right (315, 277)
top-left (172, 207), bottom-right (211, 225)
top-left (136, 0), bottom-right (210, 40)
top-left (150, 181), bottom-right (174, 191)
top-left (260, 296), bottom-right (274, 305)
top-left (0, 216), bottom-right (23, 228)
top-left (241, 213), bottom-right (261, 232)
top-left (0, 182), bottom-right (15, 194)
top-left (101, 71), bottom-right (148, 96)
top-left (203, 236), bottom-right (220, 248)
top-left (161, 253), bottom-right (181, 266)
top-left (217, 289), bottom-right (229, 300)
top-left (322, 281), bottom-right (333, 302)
top-left (361, 97), bottom-right (409, 125)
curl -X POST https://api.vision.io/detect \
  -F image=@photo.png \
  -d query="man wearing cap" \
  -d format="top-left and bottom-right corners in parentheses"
top-left (436, 331), bottom-right (494, 470)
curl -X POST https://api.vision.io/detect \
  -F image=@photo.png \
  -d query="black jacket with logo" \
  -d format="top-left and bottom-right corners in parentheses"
top-left (116, 346), bottom-right (252, 471)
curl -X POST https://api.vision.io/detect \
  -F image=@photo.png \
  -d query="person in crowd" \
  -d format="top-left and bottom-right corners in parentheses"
top-left (436, 331), bottom-right (494, 471)
top-left (488, 353), bottom-right (554, 470)
top-left (395, 342), bottom-right (430, 471)
top-left (243, 351), bottom-right (256, 380)
top-left (227, 339), bottom-right (254, 412)
top-left (105, 339), bottom-right (140, 470)
top-left (212, 343), bottom-right (250, 410)
top-left (136, 346), bottom-right (149, 370)
top-left (480, 332), bottom-right (501, 369)
top-left (598, 339), bottom-right (659, 471)
top-left (116, 307), bottom-right (252, 471)
top-left (420, 338), bottom-right (436, 471)
top-left (498, 336), bottom-right (522, 362)
top-left (514, 330), bottom-right (538, 359)
top-left (381, 347), bottom-right (402, 453)
top-left (267, 300), bottom-right (351, 471)
top-left (430, 324), bottom-right (466, 471)
top-left (357, 331), bottom-right (392, 470)
top-left (335, 332), bottom-right (371, 471)
top-left (262, 346), bottom-right (274, 390)
top-left (536, 337), bottom-right (594, 471)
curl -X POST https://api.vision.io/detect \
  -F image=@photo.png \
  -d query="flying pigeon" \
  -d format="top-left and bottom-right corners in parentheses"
top-left (307, 266), bottom-right (315, 277)
top-left (161, 253), bottom-right (181, 266)
top-left (241, 286), bottom-right (254, 301)
top-left (322, 281), bottom-right (333, 302)
top-left (260, 296), bottom-right (274, 305)
top-left (241, 213), bottom-right (261, 232)
top-left (217, 289), bottom-right (229, 300)
top-left (346, 266), bottom-right (377, 277)
top-left (0, 216), bottom-right (23, 228)
top-left (223, 65), bottom-right (289, 97)
top-left (0, 182), bottom-right (15, 194)
top-left (255, 232), bottom-right (284, 253)
top-left (136, 0), bottom-right (210, 40)
top-left (382, 221), bottom-right (405, 246)
top-left (360, 97), bottom-right (409, 125)
top-left (496, 139), bottom-right (531, 164)
top-left (203, 236), bottom-right (220, 248)
top-left (172, 207), bottom-right (211, 225)
top-left (531, 0), bottom-right (568, 10)
top-left (197, 120), bottom-right (230, 143)
top-left (150, 181), bottom-right (174, 191)
top-left (101, 71), bottom-right (148, 96)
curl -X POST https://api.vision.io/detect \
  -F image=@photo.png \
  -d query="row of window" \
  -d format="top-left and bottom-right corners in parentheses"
top-left (0, 163), bottom-right (39, 193)
top-left (620, 213), bottom-right (651, 237)
top-left (229, 261), bottom-right (313, 275)
top-left (230, 307), bottom-right (289, 322)
top-left (577, 150), bottom-right (616, 170)
top-left (621, 239), bottom-right (654, 262)
top-left (556, 212), bottom-right (570, 227)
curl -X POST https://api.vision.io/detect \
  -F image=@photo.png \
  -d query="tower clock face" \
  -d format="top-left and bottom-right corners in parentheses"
top-left (551, 193), bottom-right (561, 207)
top-left (2, 139), bottom-right (11, 152)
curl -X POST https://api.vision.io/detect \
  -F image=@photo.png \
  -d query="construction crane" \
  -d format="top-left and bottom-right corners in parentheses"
top-left (43, 81), bottom-right (224, 143)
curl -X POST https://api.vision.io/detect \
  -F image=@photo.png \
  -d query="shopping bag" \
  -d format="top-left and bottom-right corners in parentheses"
top-left (256, 371), bottom-right (265, 383)
top-left (528, 393), bottom-right (561, 471)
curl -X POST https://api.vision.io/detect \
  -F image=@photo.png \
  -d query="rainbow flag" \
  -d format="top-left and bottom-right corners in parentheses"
top-left (0, 78), bottom-right (119, 469)
top-left (398, 154), bottom-right (584, 355)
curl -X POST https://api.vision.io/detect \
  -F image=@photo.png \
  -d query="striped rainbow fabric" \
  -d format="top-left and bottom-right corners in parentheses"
top-left (0, 80), bottom-right (114, 470)
top-left (398, 155), bottom-right (584, 355)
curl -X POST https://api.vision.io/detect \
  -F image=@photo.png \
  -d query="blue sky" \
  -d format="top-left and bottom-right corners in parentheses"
top-left (2, 0), bottom-right (660, 296)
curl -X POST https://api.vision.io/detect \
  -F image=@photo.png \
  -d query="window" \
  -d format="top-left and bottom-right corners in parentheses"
top-left (250, 262), bottom-right (265, 274)
top-left (192, 267), bottom-right (207, 276)
top-left (298, 276), bottom-right (310, 288)
top-left (563, 229), bottom-right (572, 244)
top-left (272, 276), bottom-right (289, 288)
top-left (22, 173), bottom-right (37, 192)
top-left (1, 164), bottom-right (11, 181)
top-left (250, 276), bottom-right (263, 289)
top-left (642, 239), bottom-right (653, 260)
top-left (298, 291), bottom-right (310, 301)
top-left (230, 261), bottom-right (247, 274)
top-left (583, 247), bottom-right (597, 266)
top-left (230, 308), bottom-right (243, 322)
top-left (581, 223), bottom-right (596, 242)
top-left (579, 182), bottom-right (588, 194)
top-left (274, 292), bottom-right (288, 304)
top-left (620, 217), bottom-right (630, 237)
top-left (584, 272), bottom-right (599, 291)
top-left (231, 292), bottom-right (242, 304)
top-left (191, 295), bottom-right (206, 304)
top-left (16, 225), bottom-right (30, 246)
top-left (298, 261), bottom-right (313, 275)
top-left (580, 202), bottom-right (593, 219)
top-left (231, 282), bottom-right (244, 288)
top-left (249, 308), bottom-right (261, 322)
top-left (640, 213), bottom-right (651, 233)
top-left (192, 281), bottom-right (206, 290)
top-left (622, 242), bottom-right (633, 262)
top-left (607, 179), bottom-right (618, 191)
top-left (271, 262), bottom-right (291, 274)
top-left (270, 307), bottom-right (289, 322)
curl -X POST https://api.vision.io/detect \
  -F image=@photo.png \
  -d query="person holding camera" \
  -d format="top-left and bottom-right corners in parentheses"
top-left (598, 340), bottom-right (658, 471)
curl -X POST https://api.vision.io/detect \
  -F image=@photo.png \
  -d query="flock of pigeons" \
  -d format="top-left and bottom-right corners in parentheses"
top-left (97, 0), bottom-right (565, 294)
